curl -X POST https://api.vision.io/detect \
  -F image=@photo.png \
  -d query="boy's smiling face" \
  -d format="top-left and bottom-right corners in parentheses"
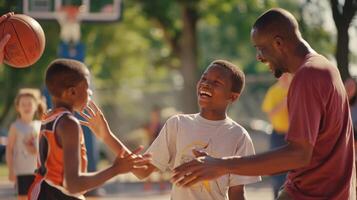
top-left (196, 65), bottom-right (238, 112)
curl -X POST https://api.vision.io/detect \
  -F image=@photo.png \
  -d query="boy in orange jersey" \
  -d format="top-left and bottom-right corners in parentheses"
top-left (28, 59), bottom-right (150, 200)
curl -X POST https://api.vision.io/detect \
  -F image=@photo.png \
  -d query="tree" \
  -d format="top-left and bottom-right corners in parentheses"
top-left (330, 0), bottom-right (357, 80)
top-left (137, 0), bottom-right (200, 113)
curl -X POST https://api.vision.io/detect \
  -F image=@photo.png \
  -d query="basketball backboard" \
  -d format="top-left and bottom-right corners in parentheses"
top-left (23, 0), bottom-right (121, 22)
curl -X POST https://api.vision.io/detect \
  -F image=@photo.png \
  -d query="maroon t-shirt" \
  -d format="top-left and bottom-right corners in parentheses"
top-left (285, 54), bottom-right (355, 199)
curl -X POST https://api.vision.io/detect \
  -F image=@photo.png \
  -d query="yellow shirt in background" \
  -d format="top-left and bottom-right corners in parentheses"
top-left (262, 83), bottom-right (289, 133)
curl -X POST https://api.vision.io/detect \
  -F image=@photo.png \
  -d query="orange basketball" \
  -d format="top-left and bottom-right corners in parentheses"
top-left (0, 14), bottom-right (45, 68)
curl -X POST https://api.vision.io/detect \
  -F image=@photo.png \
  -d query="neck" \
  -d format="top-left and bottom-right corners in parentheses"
top-left (288, 39), bottom-right (315, 74)
top-left (52, 98), bottom-right (74, 112)
top-left (199, 108), bottom-right (227, 120)
top-left (19, 116), bottom-right (33, 123)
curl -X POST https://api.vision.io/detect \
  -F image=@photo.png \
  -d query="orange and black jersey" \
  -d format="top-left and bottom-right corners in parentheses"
top-left (29, 108), bottom-right (87, 200)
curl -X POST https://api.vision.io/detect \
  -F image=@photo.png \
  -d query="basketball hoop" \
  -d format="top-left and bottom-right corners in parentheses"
top-left (56, 5), bottom-right (82, 43)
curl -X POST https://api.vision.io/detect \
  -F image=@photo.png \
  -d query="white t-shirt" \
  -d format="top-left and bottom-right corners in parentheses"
top-left (12, 119), bottom-right (41, 175)
top-left (146, 114), bottom-right (261, 200)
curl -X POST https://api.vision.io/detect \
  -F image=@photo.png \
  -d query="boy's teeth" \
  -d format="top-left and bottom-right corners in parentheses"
top-left (200, 91), bottom-right (212, 97)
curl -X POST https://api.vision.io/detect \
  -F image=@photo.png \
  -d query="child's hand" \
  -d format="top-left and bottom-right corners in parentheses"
top-left (78, 101), bottom-right (110, 140)
top-left (112, 146), bottom-right (152, 174)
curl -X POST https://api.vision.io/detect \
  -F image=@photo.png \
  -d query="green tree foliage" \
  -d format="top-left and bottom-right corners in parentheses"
top-left (0, 0), bottom-right (336, 130)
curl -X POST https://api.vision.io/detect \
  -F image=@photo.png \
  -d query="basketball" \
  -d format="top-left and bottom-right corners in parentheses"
top-left (0, 14), bottom-right (45, 68)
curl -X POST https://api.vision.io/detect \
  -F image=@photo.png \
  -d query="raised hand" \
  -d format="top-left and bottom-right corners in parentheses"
top-left (78, 100), bottom-right (110, 140)
top-left (171, 149), bottom-right (227, 187)
top-left (0, 12), bottom-right (13, 64)
top-left (112, 146), bottom-right (151, 174)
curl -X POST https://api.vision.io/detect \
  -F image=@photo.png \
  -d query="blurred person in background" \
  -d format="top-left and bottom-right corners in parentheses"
top-left (6, 89), bottom-right (45, 200)
top-left (262, 73), bottom-right (291, 198)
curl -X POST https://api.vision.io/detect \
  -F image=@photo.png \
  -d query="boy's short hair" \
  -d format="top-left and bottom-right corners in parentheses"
top-left (45, 59), bottom-right (89, 98)
top-left (210, 60), bottom-right (245, 93)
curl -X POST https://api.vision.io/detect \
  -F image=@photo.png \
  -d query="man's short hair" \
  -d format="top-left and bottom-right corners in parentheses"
top-left (210, 60), bottom-right (245, 93)
top-left (45, 59), bottom-right (89, 98)
top-left (252, 8), bottom-right (299, 38)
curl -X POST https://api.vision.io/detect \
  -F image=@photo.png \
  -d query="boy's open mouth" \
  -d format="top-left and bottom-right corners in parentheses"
top-left (199, 90), bottom-right (212, 97)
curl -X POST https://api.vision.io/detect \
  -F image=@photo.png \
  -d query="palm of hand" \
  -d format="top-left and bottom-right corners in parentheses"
top-left (78, 101), bottom-right (109, 139)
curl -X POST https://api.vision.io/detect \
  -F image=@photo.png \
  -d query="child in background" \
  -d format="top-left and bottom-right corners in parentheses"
top-left (6, 89), bottom-right (45, 200)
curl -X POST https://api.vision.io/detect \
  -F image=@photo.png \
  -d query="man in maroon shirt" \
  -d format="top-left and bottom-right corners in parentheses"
top-left (172, 8), bottom-right (355, 200)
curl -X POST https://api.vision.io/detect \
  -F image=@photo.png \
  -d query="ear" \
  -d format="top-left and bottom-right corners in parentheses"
top-left (230, 92), bottom-right (240, 103)
top-left (62, 87), bottom-right (77, 99)
top-left (273, 35), bottom-right (284, 50)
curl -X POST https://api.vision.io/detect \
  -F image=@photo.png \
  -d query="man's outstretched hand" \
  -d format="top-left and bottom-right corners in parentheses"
top-left (171, 149), bottom-right (228, 187)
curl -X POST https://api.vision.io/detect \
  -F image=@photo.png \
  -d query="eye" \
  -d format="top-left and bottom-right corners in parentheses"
top-left (214, 80), bottom-right (223, 85)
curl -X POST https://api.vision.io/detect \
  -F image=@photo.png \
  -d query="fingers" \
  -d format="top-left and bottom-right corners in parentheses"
top-left (78, 111), bottom-right (90, 122)
top-left (172, 161), bottom-right (198, 182)
top-left (88, 100), bottom-right (102, 115)
top-left (176, 173), bottom-right (199, 187)
top-left (0, 34), bottom-right (10, 50)
top-left (78, 120), bottom-right (90, 127)
top-left (0, 12), bottom-right (14, 24)
top-left (192, 149), bottom-right (208, 157)
top-left (84, 106), bottom-right (95, 117)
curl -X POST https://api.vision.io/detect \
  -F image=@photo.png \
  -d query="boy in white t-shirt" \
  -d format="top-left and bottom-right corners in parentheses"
top-left (134, 60), bottom-right (261, 200)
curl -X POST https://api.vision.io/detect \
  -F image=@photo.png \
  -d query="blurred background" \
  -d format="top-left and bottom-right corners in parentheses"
top-left (0, 0), bottom-right (356, 199)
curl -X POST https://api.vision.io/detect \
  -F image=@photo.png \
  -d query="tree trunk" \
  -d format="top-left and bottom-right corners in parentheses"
top-left (0, 68), bottom-right (20, 126)
top-left (330, 0), bottom-right (357, 81)
top-left (335, 25), bottom-right (350, 81)
top-left (179, 3), bottom-right (198, 113)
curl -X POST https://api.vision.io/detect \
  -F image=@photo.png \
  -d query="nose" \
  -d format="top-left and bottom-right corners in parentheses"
top-left (256, 53), bottom-right (267, 63)
top-left (256, 52), bottom-right (263, 62)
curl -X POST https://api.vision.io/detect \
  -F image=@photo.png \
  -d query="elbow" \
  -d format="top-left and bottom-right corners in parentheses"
top-left (66, 187), bottom-right (79, 194)
top-left (65, 179), bottom-right (83, 194)
top-left (66, 185), bottom-right (82, 194)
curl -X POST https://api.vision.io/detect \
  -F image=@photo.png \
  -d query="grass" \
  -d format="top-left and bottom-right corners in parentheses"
top-left (0, 162), bottom-right (8, 180)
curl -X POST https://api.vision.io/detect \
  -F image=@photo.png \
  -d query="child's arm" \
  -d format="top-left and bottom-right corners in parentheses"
top-left (78, 101), bottom-right (131, 155)
top-left (78, 101), bottom-right (156, 179)
top-left (57, 114), bottom-right (149, 194)
top-left (5, 124), bottom-right (16, 182)
top-left (228, 185), bottom-right (246, 200)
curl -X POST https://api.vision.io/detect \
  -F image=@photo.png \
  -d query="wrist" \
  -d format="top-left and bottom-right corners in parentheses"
top-left (101, 128), bottom-right (114, 141)
top-left (221, 156), bottom-right (237, 174)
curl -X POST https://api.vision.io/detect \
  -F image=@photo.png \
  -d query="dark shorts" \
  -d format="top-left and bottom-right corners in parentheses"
top-left (17, 175), bottom-right (35, 195)
top-left (36, 181), bottom-right (82, 200)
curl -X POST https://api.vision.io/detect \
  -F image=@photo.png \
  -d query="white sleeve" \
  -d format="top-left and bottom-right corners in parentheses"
top-left (145, 116), bottom-right (178, 172)
top-left (229, 132), bottom-right (262, 186)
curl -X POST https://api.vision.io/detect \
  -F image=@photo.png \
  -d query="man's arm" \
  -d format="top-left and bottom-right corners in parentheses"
top-left (172, 139), bottom-right (313, 187)
top-left (228, 185), bottom-right (246, 200)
